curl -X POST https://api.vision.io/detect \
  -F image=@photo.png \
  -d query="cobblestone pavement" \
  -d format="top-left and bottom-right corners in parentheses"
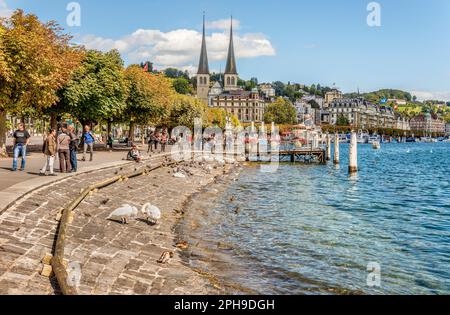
top-left (0, 154), bottom-right (233, 295)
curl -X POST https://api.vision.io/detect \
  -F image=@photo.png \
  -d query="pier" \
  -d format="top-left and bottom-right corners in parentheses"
top-left (249, 148), bottom-right (327, 164)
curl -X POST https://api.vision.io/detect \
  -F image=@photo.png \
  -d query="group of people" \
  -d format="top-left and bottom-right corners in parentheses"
top-left (39, 124), bottom-right (95, 176)
top-left (147, 129), bottom-right (169, 154)
top-left (10, 123), bottom-right (96, 176)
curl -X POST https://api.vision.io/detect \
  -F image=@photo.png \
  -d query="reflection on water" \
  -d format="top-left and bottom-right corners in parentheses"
top-left (190, 143), bottom-right (450, 295)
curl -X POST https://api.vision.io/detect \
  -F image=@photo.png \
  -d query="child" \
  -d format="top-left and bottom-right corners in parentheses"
top-left (127, 144), bottom-right (143, 163)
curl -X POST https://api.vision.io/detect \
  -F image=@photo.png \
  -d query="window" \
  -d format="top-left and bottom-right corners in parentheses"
top-left (231, 77), bottom-right (235, 85)
top-left (227, 77), bottom-right (231, 85)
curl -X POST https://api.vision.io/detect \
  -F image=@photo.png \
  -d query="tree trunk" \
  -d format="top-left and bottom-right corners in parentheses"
top-left (50, 112), bottom-right (58, 130)
top-left (0, 109), bottom-right (7, 149)
top-left (129, 121), bottom-right (135, 143)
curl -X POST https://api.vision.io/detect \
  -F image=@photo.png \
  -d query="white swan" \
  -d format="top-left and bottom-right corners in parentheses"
top-left (108, 204), bottom-right (138, 224)
top-left (141, 203), bottom-right (161, 224)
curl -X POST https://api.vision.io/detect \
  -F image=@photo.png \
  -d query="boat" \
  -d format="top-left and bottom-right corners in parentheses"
top-left (357, 130), bottom-right (369, 144)
top-left (372, 141), bottom-right (381, 150)
top-left (368, 134), bottom-right (381, 145)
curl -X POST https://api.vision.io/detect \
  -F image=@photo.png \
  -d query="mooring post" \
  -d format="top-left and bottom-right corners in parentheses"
top-left (349, 131), bottom-right (358, 174)
top-left (334, 133), bottom-right (340, 164)
top-left (326, 133), bottom-right (331, 161)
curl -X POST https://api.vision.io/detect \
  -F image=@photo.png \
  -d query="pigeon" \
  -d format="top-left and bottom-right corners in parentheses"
top-left (173, 172), bottom-right (186, 178)
top-left (157, 251), bottom-right (174, 264)
top-left (107, 204), bottom-right (138, 224)
top-left (141, 203), bottom-right (161, 224)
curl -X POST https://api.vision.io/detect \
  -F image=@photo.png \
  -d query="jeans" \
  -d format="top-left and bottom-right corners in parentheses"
top-left (12, 144), bottom-right (27, 170)
top-left (41, 155), bottom-right (55, 174)
top-left (58, 150), bottom-right (71, 173)
top-left (83, 142), bottom-right (94, 161)
top-left (70, 149), bottom-right (78, 171)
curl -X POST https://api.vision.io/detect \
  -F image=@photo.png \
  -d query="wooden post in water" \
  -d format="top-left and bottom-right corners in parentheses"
top-left (326, 133), bottom-right (331, 161)
top-left (349, 131), bottom-right (358, 173)
top-left (334, 133), bottom-right (340, 164)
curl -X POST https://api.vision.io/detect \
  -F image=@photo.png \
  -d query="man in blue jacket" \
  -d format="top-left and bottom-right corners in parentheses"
top-left (81, 125), bottom-right (95, 162)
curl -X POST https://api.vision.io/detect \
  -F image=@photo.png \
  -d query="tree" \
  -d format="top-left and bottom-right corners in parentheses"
top-left (164, 67), bottom-right (189, 79)
top-left (124, 65), bottom-right (175, 140)
top-left (172, 77), bottom-right (192, 95)
top-left (0, 10), bottom-right (84, 147)
top-left (60, 49), bottom-right (127, 129)
top-left (165, 94), bottom-right (207, 129)
top-left (206, 108), bottom-right (228, 128)
top-left (272, 81), bottom-right (285, 97)
top-left (336, 114), bottom-right (350, 126)
top-left (264, 97), bottom-right (297, 125)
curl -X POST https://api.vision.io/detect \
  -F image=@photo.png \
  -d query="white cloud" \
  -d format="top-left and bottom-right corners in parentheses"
top-left (0, 0), bottom-right (12, 18)
top-left (206, 18), bottom-right (241, 30)
top-left (411, 90), bottom-right (450, 102)
top-left (76, 23), bottom-right (275, 75)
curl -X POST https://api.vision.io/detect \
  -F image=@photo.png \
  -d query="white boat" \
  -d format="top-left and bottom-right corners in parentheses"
top-left (372, 141), bottom-right (381, 150)
top-left (368, 134), bottom-right (381, 144)
top-left (357, 130), bottom-right (369, 144)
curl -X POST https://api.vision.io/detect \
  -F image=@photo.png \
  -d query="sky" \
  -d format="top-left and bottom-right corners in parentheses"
top-left (2, 0), bottom-right (450, 101)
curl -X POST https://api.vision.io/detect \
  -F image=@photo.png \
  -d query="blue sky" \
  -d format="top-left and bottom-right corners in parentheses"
top-left (2, 0), bottom-right (450, 100)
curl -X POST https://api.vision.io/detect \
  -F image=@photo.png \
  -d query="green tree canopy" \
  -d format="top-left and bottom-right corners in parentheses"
top-left (172, 77), bottom-right (193, 95)
top-left (336, 114), bottom-right (350, 126)
top-left (60, 49), bottom-right (127, 126)
top-left (264, 97), bottom-right (297, 125)
top-left (165, 94), bottom-right (206, 129)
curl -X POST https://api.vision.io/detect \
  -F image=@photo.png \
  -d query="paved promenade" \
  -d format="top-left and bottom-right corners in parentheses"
top-left (0, 148), bottom-right (235, 295)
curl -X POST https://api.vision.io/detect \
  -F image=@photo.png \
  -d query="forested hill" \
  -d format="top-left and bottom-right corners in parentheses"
top-left (344, 89), bottom-right (413, 103)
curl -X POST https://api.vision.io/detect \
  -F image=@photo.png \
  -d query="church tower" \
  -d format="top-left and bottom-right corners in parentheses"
top-left (224, 16), bottom-right (238, 91)
top-left (196, 13), bottom-right (210, 103)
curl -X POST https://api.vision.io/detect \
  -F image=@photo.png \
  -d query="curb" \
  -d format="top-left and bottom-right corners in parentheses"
top-left (0, 152), bottom-right (173, 215)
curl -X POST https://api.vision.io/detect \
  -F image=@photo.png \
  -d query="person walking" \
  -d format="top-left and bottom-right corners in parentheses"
top-left (11, 123), bottom-right (31, 172)
top-left (147, 131), bottom-right (155, 154)
top-left (160, 130), bottom-right (168, 153)
top-left (68, 125), bottom-right (79, 172)
top-left (81, 125), bottom-right (95, 162)
top-left (57, 126), bottom-right (71, 173)
top-left (39, 129), bottom-right (57, 176)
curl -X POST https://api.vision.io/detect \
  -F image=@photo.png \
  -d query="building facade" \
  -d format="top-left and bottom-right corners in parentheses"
top-left (195, 16), bottom-right (266, 123)
top-left (324, 89), bottom-right (343, 107)
top-left (259, 84), bottom-right (276, 98)
top-left (329, 98), bottom-right (396, 129)
top-left (445, 123), bottom-right (450, 135)
top-left (395, 113), bottom-right (411, 131)
top-left (410, 113), bottom-right (446, 133)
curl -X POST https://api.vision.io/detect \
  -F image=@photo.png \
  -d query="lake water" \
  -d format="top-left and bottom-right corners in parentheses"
top-left (195, 142), bottom-right (450, 295)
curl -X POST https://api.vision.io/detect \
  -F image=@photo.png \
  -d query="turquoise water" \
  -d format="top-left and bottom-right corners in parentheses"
top-left (207, 143), bottom-right (450, 294)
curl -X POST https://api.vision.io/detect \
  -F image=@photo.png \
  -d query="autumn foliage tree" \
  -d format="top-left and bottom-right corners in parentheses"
top-left (0, 10), bottom-right (84, 147)
top-left (124, 65), bottom-right (175, 140)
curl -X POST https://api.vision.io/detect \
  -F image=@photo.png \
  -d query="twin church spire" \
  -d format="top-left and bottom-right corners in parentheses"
top-left (196, 14), bottom-right (238, 103)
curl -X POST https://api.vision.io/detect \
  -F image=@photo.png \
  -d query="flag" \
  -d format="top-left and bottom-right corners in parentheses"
top-left (143, 63), bottom-right (149, 72)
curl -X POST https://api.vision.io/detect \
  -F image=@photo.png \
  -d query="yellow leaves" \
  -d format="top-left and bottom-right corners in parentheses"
top-left (1, 10), bottom-right (84, 113)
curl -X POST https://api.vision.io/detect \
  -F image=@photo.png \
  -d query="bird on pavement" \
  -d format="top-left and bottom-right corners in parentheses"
top-left (107, 204), bottom-right (138, 224)
top-left (141, 203), bottom-right (161, 224)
